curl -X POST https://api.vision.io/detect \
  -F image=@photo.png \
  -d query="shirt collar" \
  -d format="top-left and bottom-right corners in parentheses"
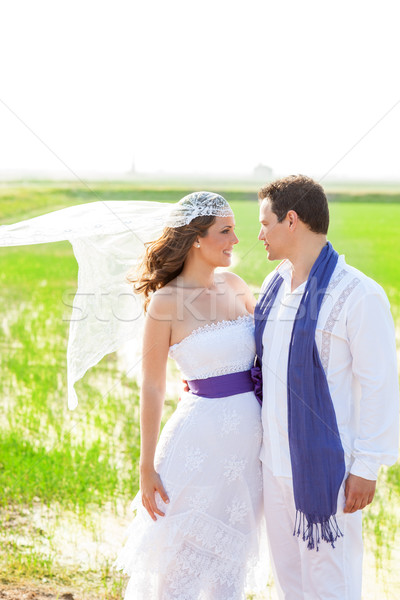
top-left (275, 259), bottom-right (306, 292)
top-left (275, 259), bottom-right (293, 282)
top-left (273, 251), bottom-right (346, 293)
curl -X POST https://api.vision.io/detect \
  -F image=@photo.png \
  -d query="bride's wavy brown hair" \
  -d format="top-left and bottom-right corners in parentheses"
top-left (129, 215), bottom-right (216, 311)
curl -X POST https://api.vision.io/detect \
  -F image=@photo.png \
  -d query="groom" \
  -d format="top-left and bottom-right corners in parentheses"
top-left (255, 175), bottom-right (399, 599)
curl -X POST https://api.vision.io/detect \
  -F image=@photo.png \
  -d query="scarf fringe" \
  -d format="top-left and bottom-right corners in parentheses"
top-left (293, 510), bottom-right (343, 551)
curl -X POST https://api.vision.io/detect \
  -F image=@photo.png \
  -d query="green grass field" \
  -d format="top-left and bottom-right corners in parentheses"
top-left (0, 183), bottom-right (399, 599)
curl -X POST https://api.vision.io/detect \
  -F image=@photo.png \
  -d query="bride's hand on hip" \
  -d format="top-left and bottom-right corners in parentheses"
top-left (140, 464), bottom-right (170, 521)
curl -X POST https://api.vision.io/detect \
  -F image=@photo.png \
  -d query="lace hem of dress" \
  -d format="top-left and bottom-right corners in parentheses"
top-left (169, 314), bottom-right (253, 354)
top-left (116, 508), bottom-right (254, 569)
top-left (120, 540), bottom-right (254, 600)
top-left (114, 508), bottom-right (266, 598)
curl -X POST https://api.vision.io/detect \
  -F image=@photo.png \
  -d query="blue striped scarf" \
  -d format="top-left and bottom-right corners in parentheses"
top-left (255, 242), bottom-right (345, 550)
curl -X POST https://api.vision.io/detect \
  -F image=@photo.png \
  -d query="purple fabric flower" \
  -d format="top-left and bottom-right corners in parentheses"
top-left (250, 365), bottom-right (263, 406)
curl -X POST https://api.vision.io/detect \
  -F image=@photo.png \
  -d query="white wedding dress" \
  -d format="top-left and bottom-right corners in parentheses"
top-left (115, 315), bottom-right (266, 599)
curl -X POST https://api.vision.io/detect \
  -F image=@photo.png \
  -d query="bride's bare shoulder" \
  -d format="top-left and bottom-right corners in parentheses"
top-left (218, 271), bottom-right (249, 291)
top-left (218, 272), bottom-right (256, 312)
top-left (147, 285), bottom-right (177, 321)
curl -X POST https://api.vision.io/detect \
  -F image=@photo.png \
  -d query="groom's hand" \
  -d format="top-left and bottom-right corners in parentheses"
top-left (343, 474), bottom-right (376, 513)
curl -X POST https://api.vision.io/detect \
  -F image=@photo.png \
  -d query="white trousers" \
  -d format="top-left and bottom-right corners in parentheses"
top-left (262, 460), bottom-right (363, 600)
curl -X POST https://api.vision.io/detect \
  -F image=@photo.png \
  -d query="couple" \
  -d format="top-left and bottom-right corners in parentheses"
top-left (114, 176), bottom-right (398, 600)
top-left (1, 175), bottom-right (398, 599)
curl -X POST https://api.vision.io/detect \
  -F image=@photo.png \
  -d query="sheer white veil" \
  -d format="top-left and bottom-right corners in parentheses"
top-left (0, 192), bottom-right (233, 409)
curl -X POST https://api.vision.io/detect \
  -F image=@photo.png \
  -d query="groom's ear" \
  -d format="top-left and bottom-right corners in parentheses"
top-left (286, 210), bottom-right (299, 231)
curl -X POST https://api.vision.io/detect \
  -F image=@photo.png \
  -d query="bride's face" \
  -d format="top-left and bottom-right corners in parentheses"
top-left (196, 216), bottom-right (238, 267)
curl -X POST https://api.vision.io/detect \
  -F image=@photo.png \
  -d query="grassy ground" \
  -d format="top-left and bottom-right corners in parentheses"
top-left (0, 183), bottom-right (399, 598)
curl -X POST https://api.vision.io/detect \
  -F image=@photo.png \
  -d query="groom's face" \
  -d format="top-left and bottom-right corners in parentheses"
top-left (258, 199), bottom-right (289, 261)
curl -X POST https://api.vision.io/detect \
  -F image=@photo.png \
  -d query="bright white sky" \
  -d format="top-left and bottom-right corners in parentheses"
top-left (0, 0), bottom-right (399, 180)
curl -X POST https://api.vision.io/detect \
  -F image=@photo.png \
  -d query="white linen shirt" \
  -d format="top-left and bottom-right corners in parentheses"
top-left (259, 254), bottom-right (399, 480)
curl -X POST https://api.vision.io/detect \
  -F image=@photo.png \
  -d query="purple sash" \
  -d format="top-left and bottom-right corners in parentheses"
top-left (188, 370), bottom-right (256, 399)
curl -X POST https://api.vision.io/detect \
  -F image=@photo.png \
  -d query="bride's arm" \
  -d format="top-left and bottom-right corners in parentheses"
top-left (139, 292), bottom-right (172, 521)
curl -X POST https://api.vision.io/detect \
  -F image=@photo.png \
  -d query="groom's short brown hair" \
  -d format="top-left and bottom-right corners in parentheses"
top-left (258, 175), bottom-right (329, 234)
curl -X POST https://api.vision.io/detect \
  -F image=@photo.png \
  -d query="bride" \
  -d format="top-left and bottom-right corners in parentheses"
top-left (114, 192), bottom-right (265, 599)
top-left (0, 190), bottom-right (265, 599)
